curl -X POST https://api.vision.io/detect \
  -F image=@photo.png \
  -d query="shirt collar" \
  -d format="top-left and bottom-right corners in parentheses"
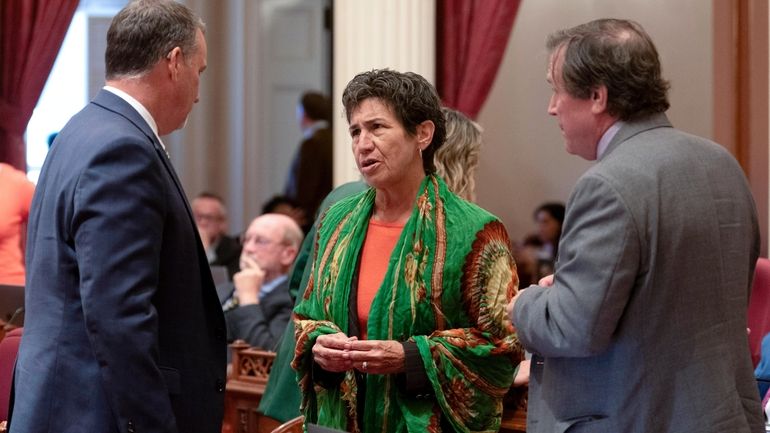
top-left (103, 86), bottom-right (167, 152)
top-left (302, 120), bottom-right (329, 139)
top-left (596, 121), bottom-right (623, 160)
top-left (260, 274), bottom-right (288, 300)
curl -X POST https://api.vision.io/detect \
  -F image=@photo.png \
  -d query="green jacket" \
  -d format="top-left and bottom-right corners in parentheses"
top-left (258, 181), bottom-right (369, 422)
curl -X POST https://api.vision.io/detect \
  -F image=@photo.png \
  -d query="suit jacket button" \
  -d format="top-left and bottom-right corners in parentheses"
top-left (127, 420), bottom-right (135, 433)
top-left (217, 379), bottom-right (225, 392)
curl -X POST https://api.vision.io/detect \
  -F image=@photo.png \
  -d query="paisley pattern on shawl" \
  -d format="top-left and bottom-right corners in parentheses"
top-left (292, 175), bottom-right (522, 433)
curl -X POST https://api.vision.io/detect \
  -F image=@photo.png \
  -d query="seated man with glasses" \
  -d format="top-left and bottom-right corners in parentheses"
top-left (192, 192), bottom-right (242, 280)
top-left (221, 213), bottom-right (303, 354)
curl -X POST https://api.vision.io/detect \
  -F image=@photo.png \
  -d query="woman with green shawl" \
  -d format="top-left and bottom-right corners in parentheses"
top-left (292, 69), bottom-right (522, 433)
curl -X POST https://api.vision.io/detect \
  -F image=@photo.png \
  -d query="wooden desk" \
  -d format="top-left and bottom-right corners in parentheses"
top-left (221, 341), bottom-right (529, 433)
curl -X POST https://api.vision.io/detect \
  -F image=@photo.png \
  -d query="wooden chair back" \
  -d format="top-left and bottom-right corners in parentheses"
top-left (222, 341), bottom-right (279, 433)
top-left (269, 415), bottom-right (303, 433)
top-left (0, 327), bottom-right (23, 431)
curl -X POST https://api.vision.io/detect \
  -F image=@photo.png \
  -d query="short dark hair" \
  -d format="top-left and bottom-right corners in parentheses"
top-left (106, 0), bottom-right (205, 80)
top-left (195, 191), bottom-right (224, 205)
top-left (193, 191), bottom-right (226, 218)
top-left (342, 69), bottom-right (446, 174)
top-left (534, 202), bottom-right (565, 225)
top-left (300, 92), bottom-right (331, 122)
top-left (546, 18), bottom-right (670, 121)
top-left (261, 195), bottom-right (300, 215)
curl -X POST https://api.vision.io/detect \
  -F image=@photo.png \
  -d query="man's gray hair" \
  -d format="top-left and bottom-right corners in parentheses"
top-left (546, 18), bottom-right (670, 121)
top-left (105, 0), bottom-right (205, 80)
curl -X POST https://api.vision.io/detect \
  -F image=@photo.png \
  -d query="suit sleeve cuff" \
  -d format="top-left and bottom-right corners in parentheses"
top-left (311, 361), bottom-right (345, 389)
top-left (396, 341), bottom-right (432, 398)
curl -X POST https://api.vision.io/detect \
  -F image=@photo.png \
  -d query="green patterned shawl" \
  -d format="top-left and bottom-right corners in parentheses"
top-left (293, 175), bottom-right (522, 433)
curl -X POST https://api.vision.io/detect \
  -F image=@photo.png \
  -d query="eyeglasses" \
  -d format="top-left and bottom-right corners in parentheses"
top-left (194, 212), bottom-right (223, 223)
top-left (240, 234), bottom-right (285, 247)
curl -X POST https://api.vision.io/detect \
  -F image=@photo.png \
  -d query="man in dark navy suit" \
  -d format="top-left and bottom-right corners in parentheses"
top-left (10, 1), bottom-right (226, 432)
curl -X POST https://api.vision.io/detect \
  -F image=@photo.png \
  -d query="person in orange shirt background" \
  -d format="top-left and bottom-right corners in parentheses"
top-left (0, 163), bottom-right (35, 285)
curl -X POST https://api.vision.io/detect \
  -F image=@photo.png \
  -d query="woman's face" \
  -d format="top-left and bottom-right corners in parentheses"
top-left (348, 98), bottom-right (424, 189)
top-left (536, 210), bottom-right (561, 244)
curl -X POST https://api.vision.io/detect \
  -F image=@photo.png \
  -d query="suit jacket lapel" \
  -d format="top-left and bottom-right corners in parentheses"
top-left (147, 135), bottom-right (212, 274)
top-left (91, 90), bottom-right (198, 229)
top-left (153, 144), bottom-right (197, 224)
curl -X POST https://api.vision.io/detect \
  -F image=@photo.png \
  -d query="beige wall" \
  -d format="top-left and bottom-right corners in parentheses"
top-left (169, 0), bottom-right (728, 240)
top-left (475, 0), bottom-right (713, 242)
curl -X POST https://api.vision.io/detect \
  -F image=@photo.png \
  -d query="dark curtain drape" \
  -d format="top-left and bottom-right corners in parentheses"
top-left (0, 0), bottom-right (79, 171)
top-left (437, 0), bottom-right (521, 119)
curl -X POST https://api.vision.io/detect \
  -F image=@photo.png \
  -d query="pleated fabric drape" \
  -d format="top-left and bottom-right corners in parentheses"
top-left (437, 0), bottom-right (521, 119)
top-left (0, 0), bottom-right (79, 170)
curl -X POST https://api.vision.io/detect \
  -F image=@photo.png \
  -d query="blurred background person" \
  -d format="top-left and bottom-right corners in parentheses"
top-left (261, 194), bottom-right (307, 229)
top-left (0, 163), bottom-right (35, 286)
top-left (259, 106), bottom-right (492, 425)
top-left (434, 107), bottom-right (481, 202)
top-left (515, 202), bottom-right (565, 287)
top-left (292, 69), bottom-right (522, 433)
top-left (284, 91), bottom-right (333, 233)
top-left (221, 213), bottom-right (302, 355)
top-left (192, 191), bottom-right (241, 280)
top-left (531, 202), bottom-right (565, 268)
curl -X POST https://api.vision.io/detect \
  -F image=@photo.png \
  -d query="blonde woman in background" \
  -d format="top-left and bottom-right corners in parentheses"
top-left (434, 107), bottom-right (482, 203)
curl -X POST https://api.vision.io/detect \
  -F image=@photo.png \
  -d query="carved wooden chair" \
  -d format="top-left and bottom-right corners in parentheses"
top-left (0, 327), bottom-right (23, 433)
top-left (221, 340), bottom-right (278, 433)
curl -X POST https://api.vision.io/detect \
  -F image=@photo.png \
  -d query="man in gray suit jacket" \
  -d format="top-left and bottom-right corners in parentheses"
top-left (508, 19), bottom-right (764, 433)
top-left (11, 2), bottom-right (226, 432)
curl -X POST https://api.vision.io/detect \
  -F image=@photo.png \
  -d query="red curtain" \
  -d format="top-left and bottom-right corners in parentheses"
top-left (749, 258), bottom-right (770, 367)
top-left (0, 0), bottom-right (79, 171)
top-left (437, 0), bottom-right (521, 120)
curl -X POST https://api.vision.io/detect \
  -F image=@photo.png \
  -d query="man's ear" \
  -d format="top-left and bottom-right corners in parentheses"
top-left (166, 46), bottom-right (183, 80)
top-left (416, 120), bottom-right (435, 151)
top-left (590, 85), bottom-right (608, 114)
top-left (281, 246), bottom-right (299, 267)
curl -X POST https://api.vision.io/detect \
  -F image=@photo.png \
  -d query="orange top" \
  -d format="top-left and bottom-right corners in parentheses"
top-left (0, 163), bottom-right (35, 285)
top-left (357, 219), bottom-right (405, 339)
